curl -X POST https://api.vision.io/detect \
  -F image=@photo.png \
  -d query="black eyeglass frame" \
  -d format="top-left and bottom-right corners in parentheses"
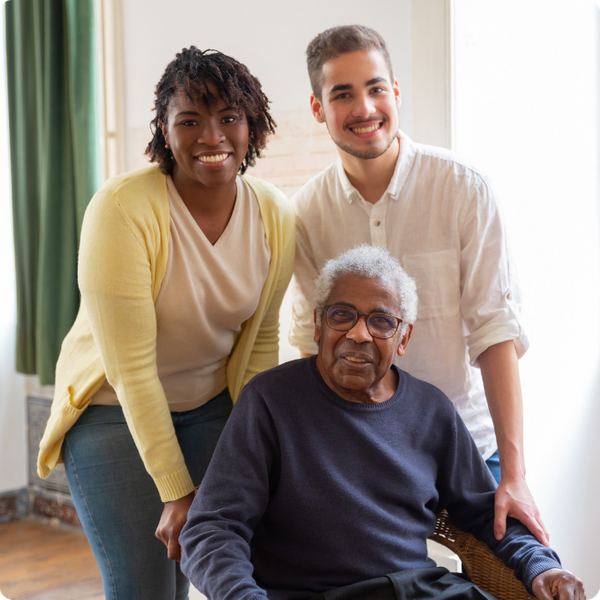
top-left (323, 304), bottom-right (404, 339)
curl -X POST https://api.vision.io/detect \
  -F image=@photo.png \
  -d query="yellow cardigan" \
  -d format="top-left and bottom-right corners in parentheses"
top-left (37, 166), bottom-right (295, 501)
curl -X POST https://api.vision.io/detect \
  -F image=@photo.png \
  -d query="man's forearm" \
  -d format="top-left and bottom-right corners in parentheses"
top-left (477, 339), bottom-right (525, 479)
top-left (477, 339), bottom-right (549, 546)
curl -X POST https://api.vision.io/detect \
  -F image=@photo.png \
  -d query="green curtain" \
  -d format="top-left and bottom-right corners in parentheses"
top-left (5, 0), bottom-right (100, 384)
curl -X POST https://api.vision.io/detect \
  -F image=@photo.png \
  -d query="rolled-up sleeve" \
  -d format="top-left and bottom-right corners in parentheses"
top-left (459, 177), bottom-right (529, 365)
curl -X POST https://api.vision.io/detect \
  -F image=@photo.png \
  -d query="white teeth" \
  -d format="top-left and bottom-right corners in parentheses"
top-left (352, 124), bottom-right (380, 134)
top-left (346, 357), bottom-right (367, 363)
top-left (198, 153), bottom-right (228, 163)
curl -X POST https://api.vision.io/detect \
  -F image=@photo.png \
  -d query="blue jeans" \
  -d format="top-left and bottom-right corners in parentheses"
top-left (63, 388), bottom-right (232, 600)
top-left (485, 450), bottom-right (501, 485)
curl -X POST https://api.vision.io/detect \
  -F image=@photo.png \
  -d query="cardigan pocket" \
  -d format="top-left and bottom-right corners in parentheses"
top-left (402, 249), bottom-right (460, 320)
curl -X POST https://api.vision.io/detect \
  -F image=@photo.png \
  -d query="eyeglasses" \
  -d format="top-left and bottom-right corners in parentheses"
top-left (323, 304), bottom-right (404, 339)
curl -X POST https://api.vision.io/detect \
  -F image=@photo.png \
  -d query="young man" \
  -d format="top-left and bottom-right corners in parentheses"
top-left (290, 25), bottom-right (548, 545)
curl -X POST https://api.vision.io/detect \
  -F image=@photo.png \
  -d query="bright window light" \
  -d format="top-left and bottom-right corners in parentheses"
top-left (454, 0), bottom-right (598, 590)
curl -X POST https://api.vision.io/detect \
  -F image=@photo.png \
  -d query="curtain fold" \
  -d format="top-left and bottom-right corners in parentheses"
top-left (5, 0), bottom-right (100, 384)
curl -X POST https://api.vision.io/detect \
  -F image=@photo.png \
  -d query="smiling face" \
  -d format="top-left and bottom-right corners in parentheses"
top-left (159, 83), bottom-right (249, 196)
top-left (310, 49), bottom-right (401, 161)
top-left (314, 274), bottom-right (412, 404)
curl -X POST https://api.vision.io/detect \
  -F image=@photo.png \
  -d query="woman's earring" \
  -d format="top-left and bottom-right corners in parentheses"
top-left (165, 143), bottom-right (171, 149)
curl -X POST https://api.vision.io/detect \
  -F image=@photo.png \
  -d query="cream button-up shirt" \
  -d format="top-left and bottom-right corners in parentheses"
top-left (290, 131), bottom-right (528, 459)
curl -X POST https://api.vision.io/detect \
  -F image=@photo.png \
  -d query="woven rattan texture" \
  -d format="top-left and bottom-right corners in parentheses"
top-left (430, 510), bottom-right (534, 600)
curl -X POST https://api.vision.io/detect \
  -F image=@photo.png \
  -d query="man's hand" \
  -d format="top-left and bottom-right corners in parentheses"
top-left (493, 475), bottom-right (550, 546)
top-left (155, 492), bottom-right (195, 561)
top-left (532, 568), bottom-right (586, 600)
top-left (478, 341), bottom-right (549, 547)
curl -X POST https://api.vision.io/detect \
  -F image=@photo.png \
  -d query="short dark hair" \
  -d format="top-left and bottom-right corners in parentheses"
top-left (306, 25), bottom-right (393, 100)
top-left (146, 47), bottom-right (276, 175)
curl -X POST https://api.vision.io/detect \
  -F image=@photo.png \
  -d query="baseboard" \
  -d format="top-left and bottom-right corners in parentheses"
top-left (0, 488), bottom-right (29, 522)
top-left (29, 488), bottom-right (81, 527)
top-left (27, 395), bottom-right (81, 527)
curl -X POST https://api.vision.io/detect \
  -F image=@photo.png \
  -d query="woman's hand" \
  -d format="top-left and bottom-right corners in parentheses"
top-left (155, 492), bottom-right (195, 561)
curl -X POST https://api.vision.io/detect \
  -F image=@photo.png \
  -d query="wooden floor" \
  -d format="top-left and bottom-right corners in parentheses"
top-left (0, 519), bottom-right (104, 600)
top-left (0, 523), bottom-right (456, 600)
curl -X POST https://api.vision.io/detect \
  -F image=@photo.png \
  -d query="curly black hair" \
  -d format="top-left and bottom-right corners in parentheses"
top-left (145, 47), bottom-right (276, 175)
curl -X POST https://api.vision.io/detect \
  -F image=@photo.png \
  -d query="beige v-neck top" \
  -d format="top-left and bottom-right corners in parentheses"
top-left (92, 175), bottom-right (271, 411)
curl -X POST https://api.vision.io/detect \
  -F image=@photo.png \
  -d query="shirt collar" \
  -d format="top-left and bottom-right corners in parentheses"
top-left (336, 160), bottom-right (358, 204)
top-left (336, 130), bottom-right (417, 204)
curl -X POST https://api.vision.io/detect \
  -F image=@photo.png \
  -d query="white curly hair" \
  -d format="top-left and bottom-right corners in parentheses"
top-left (314, 245), bottom-right (418, 335)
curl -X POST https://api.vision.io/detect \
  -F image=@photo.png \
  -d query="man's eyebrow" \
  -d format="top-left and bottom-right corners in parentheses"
top-left (366, 77), bottom-right (387, 86)
top-left (373, 308), bottom-right (395, 316)
top-left (331, 302), bottom-right (396, 316)
top-left (328, 83), bottom-right (353, 96)
top-left (328, 77), bottom-right (388, 97)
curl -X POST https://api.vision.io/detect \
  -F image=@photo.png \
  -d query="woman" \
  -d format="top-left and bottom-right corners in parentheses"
top-left (37, 47), bottom-right (294, 600)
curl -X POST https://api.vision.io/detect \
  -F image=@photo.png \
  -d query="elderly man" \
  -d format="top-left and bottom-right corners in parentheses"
top-left (180, 246), bottom-right (584, 600)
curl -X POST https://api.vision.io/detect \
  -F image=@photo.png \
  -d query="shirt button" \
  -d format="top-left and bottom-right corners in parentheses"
top-left (374, 220), bottom-right (381, 227)
top-left (506, 292), bottom-right (512, 300)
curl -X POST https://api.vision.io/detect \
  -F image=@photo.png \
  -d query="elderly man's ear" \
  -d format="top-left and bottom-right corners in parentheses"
top-left (396, 325), bottom-right (413, 357)
top-left (313, 309), bottom-right (321, 344)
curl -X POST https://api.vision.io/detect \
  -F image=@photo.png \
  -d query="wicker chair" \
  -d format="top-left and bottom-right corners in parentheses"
top-left (430, 510), bottom-right (534, 600)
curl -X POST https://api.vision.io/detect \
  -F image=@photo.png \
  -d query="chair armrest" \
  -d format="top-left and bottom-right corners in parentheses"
top-left (430, 510), bottom-right (534, 600)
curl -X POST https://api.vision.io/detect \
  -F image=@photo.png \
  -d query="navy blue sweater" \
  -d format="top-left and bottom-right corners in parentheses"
top-left (180, 358), bottom-right (561, 599)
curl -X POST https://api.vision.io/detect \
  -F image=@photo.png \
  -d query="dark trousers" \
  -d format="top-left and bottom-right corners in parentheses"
top-left (312, 567), bottom-right (497, 600)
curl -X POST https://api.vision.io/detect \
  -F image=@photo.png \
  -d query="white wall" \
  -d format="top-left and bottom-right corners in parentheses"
top-left (453, 0), bottom-right (600, 594)
top-left (410, 0), bottom-right (452, 149)
top-left (0, 3), bottom-right (27, 495)
top-left (118, 0), bottom-right (412, 171)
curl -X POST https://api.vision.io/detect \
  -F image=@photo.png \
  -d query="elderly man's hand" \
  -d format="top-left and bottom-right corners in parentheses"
top-left (532, 568), bottom-right (585, 599)
top-left (493, 475), bottom-right (550, 547)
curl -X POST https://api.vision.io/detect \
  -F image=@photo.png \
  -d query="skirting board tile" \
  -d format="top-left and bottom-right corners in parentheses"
top-left (28, 396), bottom-right (70, 495)
top-left (0, 488), bottom-right (28, 522)
top-left (30, 490), bottom-right (81, 527)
